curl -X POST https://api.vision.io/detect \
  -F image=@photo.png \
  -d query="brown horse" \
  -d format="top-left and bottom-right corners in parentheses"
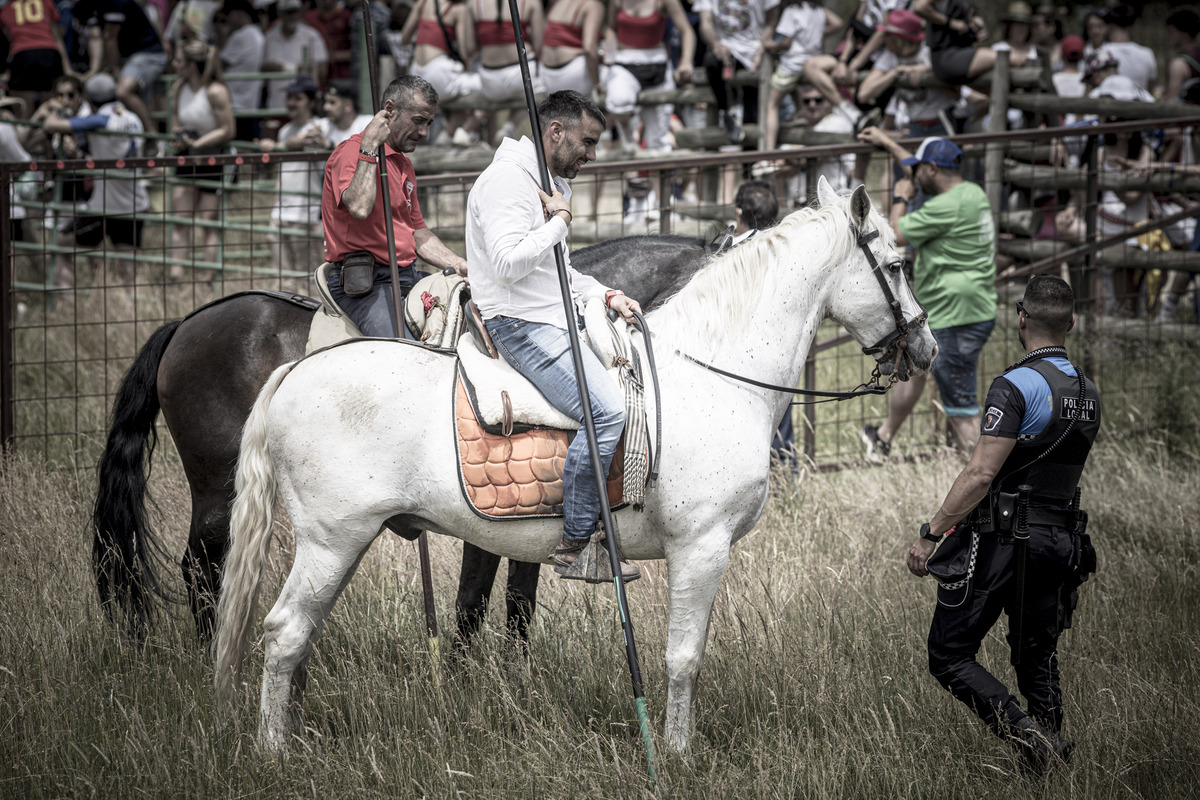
top-left (91, 235), bottom-right (715, 639)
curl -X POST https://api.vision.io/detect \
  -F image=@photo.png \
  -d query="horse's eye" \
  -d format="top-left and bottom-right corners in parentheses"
top-left (886, 258), bottom-right (903, 273)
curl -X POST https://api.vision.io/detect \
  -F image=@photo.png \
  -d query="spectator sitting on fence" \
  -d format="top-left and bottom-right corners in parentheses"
top-left (913, 0), bottom-right (1002, 86)
top-left (262, 0), bottom-right (330, 119)
top-left (696, 0), bottom-right (782, 144)
top-left (541, 0), bottom-right (605, 97)
top-left (398, 0), bottom-right (486, 147)
top-left (168, 40), bottom-right (236, 285)
top-left (321, 79), bottom-right (374, 147)
top-left (72, 0), bottom-right (169, 135)
top-left (858, 132), bottom-right (997, 460)
top-left (216, 0), bottom-right (265, 144)
top-left (1030, 4), bottom-right (1063, 72)
top-left (0, 0), bottom-right (74, 123)
top-left (258, 75), bottom-right (327, 281)
top-left (993, 2), bottom-right (1036, 69)
top-left (1164, 9), bottom-right (1200, 106)
top-left (837, 0), bottom-right (914, 87)
top-left (1101, 4), bottom-right (1156, 95)
top-left (460, 0), bottom-right (546, 146)
top-left (761, 0), bottom-right (850, 155)
top-left (304, 0), bottom-right (354, 81)
top-left (603, 0), bottom-right (694, 154)
top-left (39, 74), bottom-right (149, 290)
top-left (859, 9), bottom-right (959, 139)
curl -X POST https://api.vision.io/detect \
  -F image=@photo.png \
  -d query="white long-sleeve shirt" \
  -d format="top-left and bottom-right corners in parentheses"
top-left (466, 136), bottom-right (608, 328)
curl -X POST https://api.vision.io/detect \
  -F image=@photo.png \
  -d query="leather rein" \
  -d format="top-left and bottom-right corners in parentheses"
top-left (678, 226), bottom-right (926, 405)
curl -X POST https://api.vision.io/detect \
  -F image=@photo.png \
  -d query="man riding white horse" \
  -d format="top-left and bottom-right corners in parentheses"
top-left (465, 90), bottom-right (643, 581)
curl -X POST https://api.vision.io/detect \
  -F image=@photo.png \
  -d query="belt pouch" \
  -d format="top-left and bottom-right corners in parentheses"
top-left (340, 252), bottom-right (375, 297)
top-left (993, 491), bottom-right (1019, 534)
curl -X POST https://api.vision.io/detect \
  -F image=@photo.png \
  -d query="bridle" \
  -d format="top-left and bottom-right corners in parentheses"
top-left (855, 227), bottom-right (926, 367)
top-left (675, 222), bottom-right (927, 404)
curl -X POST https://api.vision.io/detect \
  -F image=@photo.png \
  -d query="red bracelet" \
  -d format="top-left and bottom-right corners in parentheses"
top-left (605, 289), bottom-right (623, 308)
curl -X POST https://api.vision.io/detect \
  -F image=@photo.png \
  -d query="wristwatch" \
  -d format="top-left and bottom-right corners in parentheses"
top-left (920, 522), bottom-right (943, 544)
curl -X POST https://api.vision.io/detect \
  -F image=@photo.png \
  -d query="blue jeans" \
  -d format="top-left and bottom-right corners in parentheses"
top-left (327, 262), bottom-right (417, 339)
top-left (930, 320), bottom-right (995, 417)
top-left (486, 317), bottom-right (626, 541)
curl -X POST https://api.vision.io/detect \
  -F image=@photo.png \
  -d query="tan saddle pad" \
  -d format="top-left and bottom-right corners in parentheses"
top-left (455, 375), bottom-right (625, 519)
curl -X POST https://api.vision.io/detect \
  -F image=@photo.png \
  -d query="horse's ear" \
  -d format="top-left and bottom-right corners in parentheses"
top-left (849, 183), bottom-right (872, 229)
top-left (815, 175), bottom-right (837, 208)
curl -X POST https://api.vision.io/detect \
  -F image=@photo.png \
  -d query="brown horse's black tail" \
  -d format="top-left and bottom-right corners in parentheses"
top-left (92, 319), bottom-right (182, 637)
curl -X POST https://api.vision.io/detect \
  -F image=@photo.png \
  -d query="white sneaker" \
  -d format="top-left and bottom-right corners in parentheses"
top-left (451, 127), bottom-right (478, 147)
top-left (493, 120), bottom-right (517, 146)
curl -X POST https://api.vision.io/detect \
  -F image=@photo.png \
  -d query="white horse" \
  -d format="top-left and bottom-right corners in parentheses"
top-left (213, 178), bottom-right (937, 753)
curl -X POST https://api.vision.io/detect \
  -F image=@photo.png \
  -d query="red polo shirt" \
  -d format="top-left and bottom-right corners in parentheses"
top-left (322, 133), bottom-right (426, 266)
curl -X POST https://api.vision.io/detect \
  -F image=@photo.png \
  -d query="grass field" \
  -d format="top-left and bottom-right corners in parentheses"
top-left (2, 423), bottom-right (1198, 798)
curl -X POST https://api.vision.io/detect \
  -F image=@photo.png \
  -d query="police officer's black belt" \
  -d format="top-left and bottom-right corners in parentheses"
top-left (971, 506), bottom-right (1072, 529)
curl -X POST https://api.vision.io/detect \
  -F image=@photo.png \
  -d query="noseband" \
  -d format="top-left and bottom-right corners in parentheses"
top-left (855, 228), bottom-right (926, 364)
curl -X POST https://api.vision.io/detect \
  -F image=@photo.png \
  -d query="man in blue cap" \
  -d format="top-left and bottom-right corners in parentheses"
top-left (858, 130), bottom-right (997, 461)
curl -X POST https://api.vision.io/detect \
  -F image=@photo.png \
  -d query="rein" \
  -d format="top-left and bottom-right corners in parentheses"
top-left (675, 224), bottom-right (924, 404)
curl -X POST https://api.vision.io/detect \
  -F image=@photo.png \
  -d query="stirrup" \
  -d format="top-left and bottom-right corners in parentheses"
top-left (555, 524), bottom-right (640, 584)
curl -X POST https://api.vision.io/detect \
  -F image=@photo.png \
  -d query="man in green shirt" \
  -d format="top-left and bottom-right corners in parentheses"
top-left (858, 132), bottom-right (997, 460)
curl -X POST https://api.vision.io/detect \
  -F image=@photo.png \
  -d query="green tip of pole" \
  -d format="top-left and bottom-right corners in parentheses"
top-left (635, 696), bottom-right (657, 782)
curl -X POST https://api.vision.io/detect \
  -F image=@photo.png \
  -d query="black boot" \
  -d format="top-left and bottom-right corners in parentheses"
top-left (1009, 714), bottom-right (1074, 777)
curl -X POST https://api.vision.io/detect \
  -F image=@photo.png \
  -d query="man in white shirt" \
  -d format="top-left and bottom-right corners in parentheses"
top-left (465, 90), bottom-right (641, 579)
top-left (217, 0), bottom-right (265, 142)
top-left (262, 0), bottom-right (329, 112)
top-left (319, 79), bottom-right (374, 147)
top-left (1100, 4), bottom-right (1156, 94)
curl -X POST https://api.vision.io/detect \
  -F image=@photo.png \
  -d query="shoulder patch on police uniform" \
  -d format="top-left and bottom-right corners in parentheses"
top-left (1060, 396), bottom-right (1097, 421)
top-left (983, 406), bottom-right (1004, 432)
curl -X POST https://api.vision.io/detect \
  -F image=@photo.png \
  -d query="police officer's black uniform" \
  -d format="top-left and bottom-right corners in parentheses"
top-left (927, 345), bottom-right (1101, 738)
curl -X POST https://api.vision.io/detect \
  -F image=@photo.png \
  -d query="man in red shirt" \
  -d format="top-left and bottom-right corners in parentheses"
top-left (321, 74), bottom-right (467, 338)
top-left (303, 0), bottom-right (353, 80)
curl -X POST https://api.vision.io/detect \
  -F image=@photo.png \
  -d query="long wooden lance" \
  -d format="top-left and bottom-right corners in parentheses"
top-left (504, 0), bottom-right (657, 780)
top-left (359, 0), bottom-right (441, 670)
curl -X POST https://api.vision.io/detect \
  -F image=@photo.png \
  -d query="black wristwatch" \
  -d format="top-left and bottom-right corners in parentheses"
top-left (920, 522), bottom-right (943, 544)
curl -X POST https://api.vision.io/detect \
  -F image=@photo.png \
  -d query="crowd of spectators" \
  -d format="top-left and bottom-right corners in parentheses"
top-left (0, 1), bottom-right (1195, 315)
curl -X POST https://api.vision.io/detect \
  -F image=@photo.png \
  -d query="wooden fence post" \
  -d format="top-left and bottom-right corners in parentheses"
top-left (985, 50), bottom-right (1011, 222)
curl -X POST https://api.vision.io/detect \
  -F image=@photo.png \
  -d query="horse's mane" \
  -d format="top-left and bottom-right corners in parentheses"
top-left (651, 195), bottom-right (874, 358)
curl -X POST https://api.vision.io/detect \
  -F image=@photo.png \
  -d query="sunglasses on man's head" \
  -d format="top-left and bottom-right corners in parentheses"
top-left (1016, 301), bottom-right (1032, 318)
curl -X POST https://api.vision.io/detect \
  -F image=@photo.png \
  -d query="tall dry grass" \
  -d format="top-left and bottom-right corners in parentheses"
top-left (2, 431), bottom-right (1198, 799)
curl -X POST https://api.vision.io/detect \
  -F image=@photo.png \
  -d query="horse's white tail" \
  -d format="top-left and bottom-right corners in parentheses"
top-left (212, 361), bottom-right (295, 708)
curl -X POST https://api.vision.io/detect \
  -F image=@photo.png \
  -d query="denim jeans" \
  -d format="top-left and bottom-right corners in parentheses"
top-left (327, 262), bottom-right (418, 339)
top-left (486, 317), bottom-right (626, 541)
top-left (930, 319), bottom-right (996, 416)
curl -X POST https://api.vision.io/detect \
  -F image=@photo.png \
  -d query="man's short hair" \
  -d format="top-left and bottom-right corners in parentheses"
top-left (537, 90), bottom-right (606, 132)
top-left (1167, 9), bottom-right (1200, 39)
top-left (382, 75), bottom-right (438, 112)
top-left (734, 180), bottom-right (779, 230)
top-left (1106, 3), bottom-right (1137, 30)
top-left (1022, 275), bottom-right (1074, 335)
top-left (325, 79), bottom-right (360, 110)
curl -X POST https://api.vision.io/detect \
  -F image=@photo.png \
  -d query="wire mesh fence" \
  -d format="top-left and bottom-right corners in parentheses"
top-left (3, 116), bottom-right (1198, 469)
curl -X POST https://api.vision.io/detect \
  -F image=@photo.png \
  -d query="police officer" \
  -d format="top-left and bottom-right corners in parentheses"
top-left (906, 275), bottom-right (1101, 775)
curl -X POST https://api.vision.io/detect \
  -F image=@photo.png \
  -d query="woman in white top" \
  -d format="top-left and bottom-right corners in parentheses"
top-left (169, 39), bottom-right (235, 283)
